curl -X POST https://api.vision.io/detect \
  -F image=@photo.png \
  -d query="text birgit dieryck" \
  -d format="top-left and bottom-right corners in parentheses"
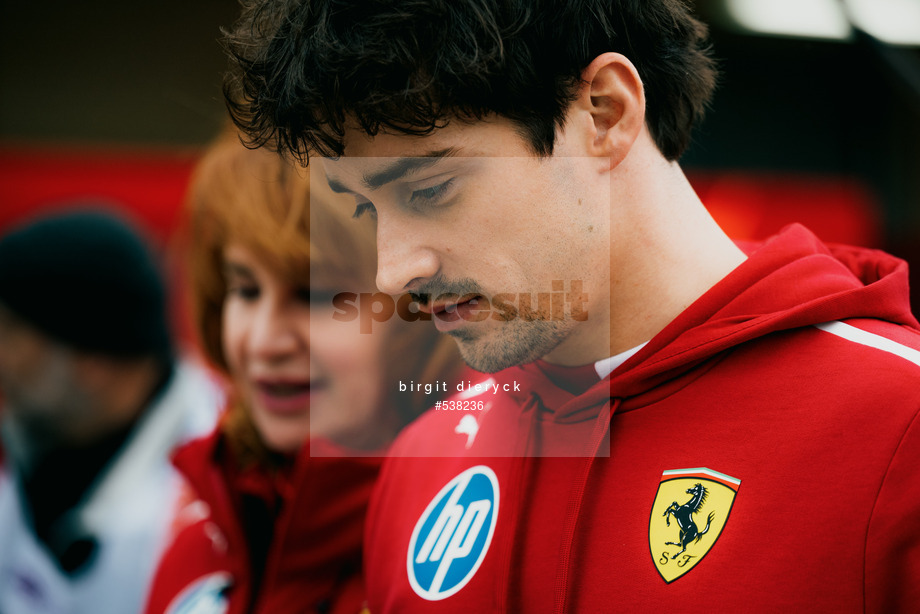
top-left (398, 380), bottom-right (521, 395)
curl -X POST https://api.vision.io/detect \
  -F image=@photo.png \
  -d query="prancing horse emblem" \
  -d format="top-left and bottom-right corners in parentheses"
top-left (648, 467), bottom-right (740, 583)
top-left (662, 483), bottom-right (715, 559)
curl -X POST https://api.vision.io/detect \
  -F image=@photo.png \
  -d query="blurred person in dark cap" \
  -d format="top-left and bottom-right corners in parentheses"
top-left (0, 207), bottom-right (221, 614)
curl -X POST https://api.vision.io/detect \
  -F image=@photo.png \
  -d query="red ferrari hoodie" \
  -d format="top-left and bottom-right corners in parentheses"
top-left (365, 224), bottom-right (920, 613)
top-left (144, 430), bottom-right (380, 614)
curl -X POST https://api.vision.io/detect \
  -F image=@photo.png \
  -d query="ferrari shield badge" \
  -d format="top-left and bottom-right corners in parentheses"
top-left (648, 467), bottom-right (740, 583)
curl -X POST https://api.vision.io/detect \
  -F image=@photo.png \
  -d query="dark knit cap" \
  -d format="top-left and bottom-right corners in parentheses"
top-left (0, 209), bottom-right (172, 358)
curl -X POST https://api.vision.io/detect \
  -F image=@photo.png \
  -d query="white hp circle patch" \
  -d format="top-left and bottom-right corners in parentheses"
top-left (407, 465), bottom-right (499, 600)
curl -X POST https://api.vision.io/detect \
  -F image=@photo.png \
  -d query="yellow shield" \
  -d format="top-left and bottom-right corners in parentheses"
top-left (648, 467), bottom-right (740, 583)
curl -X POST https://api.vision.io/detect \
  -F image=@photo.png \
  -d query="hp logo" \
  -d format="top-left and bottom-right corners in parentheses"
top-left (407, 466), bottom-right (500, 601)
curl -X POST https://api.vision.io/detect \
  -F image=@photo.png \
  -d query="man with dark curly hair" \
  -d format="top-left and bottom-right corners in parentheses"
top-left (223, 1), bottom-right (920, 611)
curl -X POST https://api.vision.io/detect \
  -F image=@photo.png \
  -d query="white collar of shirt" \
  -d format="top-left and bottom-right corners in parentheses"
top-left (594, 341), bottom-right (649, 380)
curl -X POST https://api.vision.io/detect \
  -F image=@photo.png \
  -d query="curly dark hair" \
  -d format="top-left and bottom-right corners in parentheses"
top-left (223, 0), bottom-right (717, 164)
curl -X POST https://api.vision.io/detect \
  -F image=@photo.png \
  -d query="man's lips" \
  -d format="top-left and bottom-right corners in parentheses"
top-left (416, 294), bottom-right (481, 317)
top-left (420, 295), bottom-right (487, 333)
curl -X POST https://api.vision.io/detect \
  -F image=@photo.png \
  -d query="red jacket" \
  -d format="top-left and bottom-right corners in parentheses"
top-left (144, 430), bottom-right (381, 614)
top-left (365, 225), bottom-right (920, 613)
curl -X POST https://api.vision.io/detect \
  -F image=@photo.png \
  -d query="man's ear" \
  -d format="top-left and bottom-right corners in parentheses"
top-left (571, 52), bottom-right (645, 169)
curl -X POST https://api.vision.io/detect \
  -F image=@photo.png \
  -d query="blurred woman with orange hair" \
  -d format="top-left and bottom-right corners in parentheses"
top-left (143, 131), bottom-right (461, 614)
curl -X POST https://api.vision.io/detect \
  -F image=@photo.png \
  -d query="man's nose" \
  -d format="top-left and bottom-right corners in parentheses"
top-left (375, 216), bottom-right (440, 295)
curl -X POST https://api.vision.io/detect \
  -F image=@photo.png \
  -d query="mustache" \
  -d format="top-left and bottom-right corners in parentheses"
top-left (409, 275), bottom-right (485, 306)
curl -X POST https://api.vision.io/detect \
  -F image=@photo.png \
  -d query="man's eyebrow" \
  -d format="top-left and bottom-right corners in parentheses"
top-left (326, 147), bottom-right (459, 194)
top-left (327, 177), bottom-right (354, 194)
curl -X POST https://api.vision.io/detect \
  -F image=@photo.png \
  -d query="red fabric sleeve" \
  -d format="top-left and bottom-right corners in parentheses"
top-left (865, 406), bottom-right (920, 613)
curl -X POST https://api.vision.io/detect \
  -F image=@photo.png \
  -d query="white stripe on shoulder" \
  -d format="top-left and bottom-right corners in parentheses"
top-left (815, 321), bottom-right (920, 368)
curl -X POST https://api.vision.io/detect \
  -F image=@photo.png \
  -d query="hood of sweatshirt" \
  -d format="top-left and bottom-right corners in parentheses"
top-left (508, 224), bottom-right (917, 421)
